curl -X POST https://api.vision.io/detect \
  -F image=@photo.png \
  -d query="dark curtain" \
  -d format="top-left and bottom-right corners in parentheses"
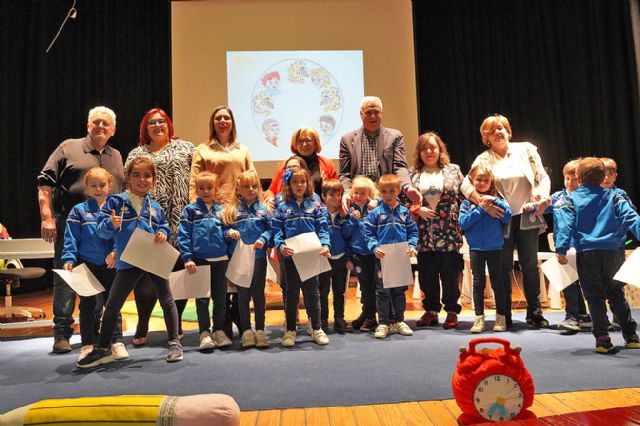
top-left (413, 0), bottom-right (640, 204)
top-left (0, 0), bottom-right (172, 239)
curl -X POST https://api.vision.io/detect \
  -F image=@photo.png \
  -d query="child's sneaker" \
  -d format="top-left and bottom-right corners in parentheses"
top-left (77, 345), bottom-right (95, 363)
top-left (166, 341), bottom-right (183, 362)
top-left (255, 330), bottom-right (269, 348)
top-left (312, 329), bottom-right (329, 345)
top-left (558, 317), bottom-right (581, 332)
top-left (77, 347), bottom-right (113, 369)
top-left (242, 330), bottom-right (256, 348)
top-left (360, 318), bottom-right (378, 332)
top-left (624, 334), bottom-right (640, 349)
top-left (595, 336), bottom-right (615, 354)
top-left (374, 324), bottom-right (389, 339)
top-left (471, 315), bottom-right (485, 333)
top-left (443, 312), bottom-right (458, 329)
top-left (281, 330), bottom-right (297, 347)
top-left (351, 314), bottom-right (366, 331)
top-left (213, 330), bottom-right (232, 348)
top-left (578, 314), bottom-right (592, 328)
top-left (111, 342), bottom-right (129, 360)
top-left (199, 331), bottom-right (215, 351)
top-left (393, 321), bottom-right (413, 336)
top-left (493, 314), bottom-right (507, 332)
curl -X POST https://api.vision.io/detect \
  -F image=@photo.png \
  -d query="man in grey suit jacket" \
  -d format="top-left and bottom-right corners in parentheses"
top-left (339, 96), bottom-right (421, 208)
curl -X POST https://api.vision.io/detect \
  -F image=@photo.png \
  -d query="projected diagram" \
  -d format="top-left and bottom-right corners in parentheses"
top-left (250, 59), bottom-right (343, 147)
top-left (228, 51), bottom-right (363, 161)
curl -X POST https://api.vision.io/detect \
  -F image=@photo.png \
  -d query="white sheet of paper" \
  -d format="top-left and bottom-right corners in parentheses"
top-left (53, 263), bottom-right (105, 297)
top-left (541, 254), bottom-right (579, 292)
top-left (614, 248), bottom-right (640, 288)
top-left (120, 228), bottom-right (179, 279)
top-left (226, 239), bottom-right (256, 288)
top-left (380, 241), bottom-right (413, 289)
top-left (168, 266), bottom-right (211, 300)
top-left (286, 232), bottom-right (331, 282)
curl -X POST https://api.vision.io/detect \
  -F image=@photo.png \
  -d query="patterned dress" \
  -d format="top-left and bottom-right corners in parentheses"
top-left (124, 139), bottom-right (195, 243)
top-left (409, 163), bottom-right (464, 252)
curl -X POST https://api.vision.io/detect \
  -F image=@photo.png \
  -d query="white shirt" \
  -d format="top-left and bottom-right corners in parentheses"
top-left (418, 168), bottom-right (443, 210)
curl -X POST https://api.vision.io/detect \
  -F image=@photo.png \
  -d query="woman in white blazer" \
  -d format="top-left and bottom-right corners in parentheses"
top-left (461, 114), bottom-right (551, 329)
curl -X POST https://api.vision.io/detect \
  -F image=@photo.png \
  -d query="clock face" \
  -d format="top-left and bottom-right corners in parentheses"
top-left (472, 374), bottom-right (524, 421)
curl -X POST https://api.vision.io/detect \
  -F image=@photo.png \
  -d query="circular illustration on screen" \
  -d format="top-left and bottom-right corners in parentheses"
top-left (251, 58), bottom-right (344, 152)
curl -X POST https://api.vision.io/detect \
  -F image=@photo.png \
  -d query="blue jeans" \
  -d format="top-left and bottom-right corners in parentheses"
top-left (374, 259), bottom-right (407, 324)
top-left (238, 257), bottom-right (267, 331)
top-left (195, 259), bottom-right (228, 333)
top-left (52, 217), bottom-right (75, 339)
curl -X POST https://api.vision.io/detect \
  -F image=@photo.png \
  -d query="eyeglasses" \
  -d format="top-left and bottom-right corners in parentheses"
top-left (296, 138), bottom-right (315, 146)
top-left (147, 119), bottom-right (167, 127)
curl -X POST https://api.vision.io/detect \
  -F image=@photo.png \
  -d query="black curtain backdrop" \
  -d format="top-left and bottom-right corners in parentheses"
top-left (413, 0), bottom-right (640, 205)
top-left (0, 0), bottom-right (172, 240)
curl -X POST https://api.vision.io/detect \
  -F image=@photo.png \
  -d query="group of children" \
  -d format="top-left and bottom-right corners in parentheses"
top-left (63, 153), bottom-right (422, 370)
top-left (62, 153), bottom-right (640, 370)
top-left (459, 155), bottom-right (640, 353)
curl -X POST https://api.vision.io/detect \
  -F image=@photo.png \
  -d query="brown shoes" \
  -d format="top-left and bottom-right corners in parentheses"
top-left (52, 336), bottom-right (72, 354)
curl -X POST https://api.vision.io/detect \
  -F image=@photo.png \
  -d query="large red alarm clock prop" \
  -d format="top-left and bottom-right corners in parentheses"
top-left (452, 338), bottom-right (536, 424)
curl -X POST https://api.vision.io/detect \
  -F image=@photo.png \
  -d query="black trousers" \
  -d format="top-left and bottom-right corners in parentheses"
top-left (319, 257), bottom-right (349, 322)
top-left (577, 250), bottom-right (637, 339)
top-left (470, 250), bottom-right (507, 316)
top-left (502, 219), bottom-right (541, 318)
top-left (283, 257), bottom-right (321, 332)
top-left (99, 267), bottom-right (179, 348)
top-left (78, 262), bottom-right (120, 346)
top-left (352, 253), bottom-right (377, 320)
top-left (417, 251), bottom-right (461, 314)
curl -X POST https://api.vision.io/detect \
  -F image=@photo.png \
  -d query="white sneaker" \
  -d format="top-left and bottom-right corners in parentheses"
top-left (312, 329), bottom-right (329, 345)
top-left (493, 314), bottom-right (507, 332)
top-left (255, 330), bottom-right (269, 348)
top-left (471, 315), bottom-right (486, 333)
top-left (111, 342), bottom-right (129, 360)
top-left (393, 321), bottom-right (413, 336)
top-left (77, 345), bottom-right (94, 362)
top-left (374, 324), bottom-right (390, 339)
top-left (213, 330), bottom-right (232, 348)
top-left (242, 330), bottom-right (256, 348)
top-left (281, 330), bottom-right (297, 347)
top-left (199, 331), bottom-right (215, 350)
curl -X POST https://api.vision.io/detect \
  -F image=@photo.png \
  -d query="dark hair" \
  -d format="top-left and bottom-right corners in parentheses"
top-left (577, 157), bottom-right (605, 185)
top-left (126, 156), bottom-right (156, 181)
top-left (282, 166), bottom-right (314, 202)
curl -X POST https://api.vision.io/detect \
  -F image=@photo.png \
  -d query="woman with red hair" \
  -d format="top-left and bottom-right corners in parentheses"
top-left (124, 108), bottom-right (195, 345)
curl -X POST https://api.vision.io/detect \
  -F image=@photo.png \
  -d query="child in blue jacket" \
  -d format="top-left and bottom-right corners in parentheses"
top-left (271, 165), bottom-right (331, 348)
top-left (556, 157), bottom-right (640, 353)
top-left (221, 170), bottom-right (271, 349)
top-left (78, 157), bottom-right (182, 368)
top-left (62, 167), bottom-right (123, 363)
top-left (318, 179), bottom-right (357, 333)
top-left (459, 164), bottom-right (512, 333)
top-left (364, 174), bottom-right (418, 339)
top-left (178, 171), bottom-right (230, 350)
top-left (549, 159), bottom-right (590, 332)
top-left (348, 175), bottom-right (380, 332)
